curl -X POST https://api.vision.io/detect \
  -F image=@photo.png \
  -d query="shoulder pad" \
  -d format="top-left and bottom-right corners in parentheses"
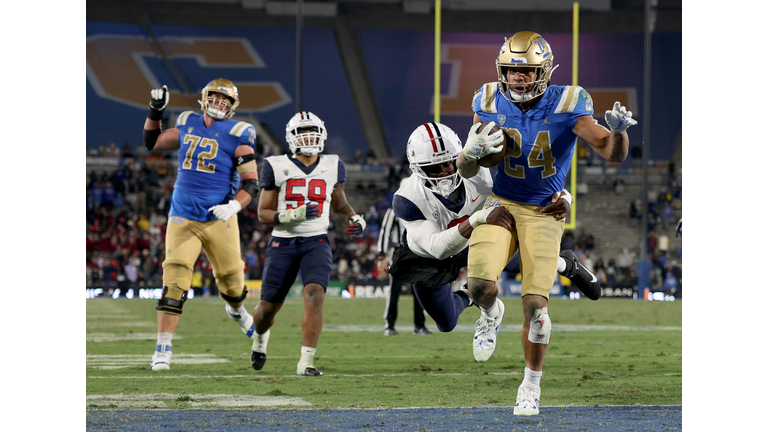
top-left (473, 83), bottom-right (499, 114)
top-left (175, 111), bottom-right (196, 127)
top-left (553, 86), bottom-right (593, 114)
top-left (229, 121), bottom-right (256, 137)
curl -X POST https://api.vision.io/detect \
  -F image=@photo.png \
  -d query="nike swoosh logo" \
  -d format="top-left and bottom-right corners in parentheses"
top-left (471, 194), bottom-right (481, 202)
top-left (321, 170), bottom-right (328, 173)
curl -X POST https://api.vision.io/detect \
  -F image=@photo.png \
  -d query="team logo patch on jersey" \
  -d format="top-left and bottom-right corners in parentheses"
top-left (283, 170), bottom-right (289, 176)
top-left (484, 197), bottom-right (500, 208)
top-left (187, 127), bottom-right (194, 134)
top-left (497, 114), bottom-right (507, 126)
top-left (432, 210), bottom-right (439, 220)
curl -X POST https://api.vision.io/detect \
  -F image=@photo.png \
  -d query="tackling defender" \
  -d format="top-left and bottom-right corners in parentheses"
top-left (142, 79), bottom-right (260, 371)
top-left (250, 111), bottom-right (366, 376)
top-left (389, 122), bottom-right (584, 344)
top-left (457, 32), bottom-right (637, 415)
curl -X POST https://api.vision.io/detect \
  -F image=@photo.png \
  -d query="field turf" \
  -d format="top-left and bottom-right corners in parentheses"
top-left (86, 295), bottom-right (681, 411)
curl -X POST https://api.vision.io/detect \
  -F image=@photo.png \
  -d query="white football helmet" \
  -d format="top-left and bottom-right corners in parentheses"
top-left (406, 122), bottom-right (463, 197)
top-left (198, 78), bottom-right (239, 119)
top-left (286, 111), bottom-right (327, 156)
top-left (496, 31), bottom-right (559, 103)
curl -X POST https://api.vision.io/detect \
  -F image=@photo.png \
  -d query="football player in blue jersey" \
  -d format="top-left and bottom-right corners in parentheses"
top-left (457, 32), bottom-right (638, 415)
top-left (142, 79), bottom-right (261, 371)
top-left (388, 122), bottom-right (576, 345)
top-left (249, 111), bottom-right (366, 376)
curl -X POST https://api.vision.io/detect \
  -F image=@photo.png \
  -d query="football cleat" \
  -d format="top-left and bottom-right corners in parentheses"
top-left (559, 250), bottom-right (601, 300)
top-left (472, 298), bottom-right (505, 362)
top-left (226, 304), bottom-right (255, 339)
top-left (250, 329), bottom-right (270, 371)
top-left (513, 382), bottom-right (541, 416)
top-left (149, 344), bottom-right (172, 371)
top-left (383, 328), bottom-right (398, 336)
top-left (299, 367), bottom-right (323, 377)
top-left (413, 327), bottom-right (433, 335)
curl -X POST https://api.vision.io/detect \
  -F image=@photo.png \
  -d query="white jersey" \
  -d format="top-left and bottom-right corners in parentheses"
top-left (266, 154), bottom-right (341, 238)
top-left (394, 168), bottom-right (494, 260)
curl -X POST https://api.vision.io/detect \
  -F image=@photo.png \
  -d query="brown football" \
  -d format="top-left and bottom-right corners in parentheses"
top-left (475, 122), bottom-right (507, 168)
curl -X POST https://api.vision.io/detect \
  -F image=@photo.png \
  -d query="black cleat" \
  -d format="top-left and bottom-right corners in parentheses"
top-left (300, 367), bottom-right (323, 376)
top-left (413, 327), bottom-right (433, 335)
top-left (251, 351), bottom-right (267, 371)
top-left (383, 328), bottom-right (398, 336)
top-left (560, 250), bottom-right (601, 300)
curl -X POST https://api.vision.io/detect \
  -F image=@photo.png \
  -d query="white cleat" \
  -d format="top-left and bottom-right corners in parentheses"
top-left (226, 304), bottom-right (255, 339)
top-left (513, 382), bottom-right (541, 415)
top-left (472, 298), bottom-right (505, 362)
top-left (150, 345), bottom-right (172, 371)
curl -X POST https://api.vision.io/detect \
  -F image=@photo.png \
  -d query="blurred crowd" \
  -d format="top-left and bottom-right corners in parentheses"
top-left (87, 143), bottom-right (680, 297)
top-left (86, 146), bottom-right (409, 292)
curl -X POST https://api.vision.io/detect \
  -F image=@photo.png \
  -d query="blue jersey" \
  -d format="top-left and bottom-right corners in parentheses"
top-left (169, 111), bottom-right (257, 222)
top-left (472, 83), bottom-right (593, 206)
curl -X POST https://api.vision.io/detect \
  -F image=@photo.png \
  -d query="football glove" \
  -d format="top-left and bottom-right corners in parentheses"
top-left (148, 85), bottom-right (169, 120)
top-left (208, 199), bottom-right (242, 222)
top-left (604, 101), bottom-right (637, 133)
top-left (462, 122), bottom-right (504, 161)
top-left (277, 203), bottom-right (320, 224)
top-left (347, 215), bottom-right (366, 238)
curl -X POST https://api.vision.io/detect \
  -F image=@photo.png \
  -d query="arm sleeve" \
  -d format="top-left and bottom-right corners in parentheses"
top-left (402, 219), bottom-right (468, 260)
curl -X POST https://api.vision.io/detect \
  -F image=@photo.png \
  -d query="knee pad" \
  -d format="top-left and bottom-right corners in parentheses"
top-left (216, 270), bottom-right (246, 302)
top-left (527, 307), bottom-right (551, 344)
top-left (220, 285), bottom-right (248, 304)
top-left (156, 285), bottom-right (188, 315)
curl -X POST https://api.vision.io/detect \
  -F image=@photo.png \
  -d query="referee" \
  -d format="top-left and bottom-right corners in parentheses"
top-left (378, 207), bottom-right (431, 336)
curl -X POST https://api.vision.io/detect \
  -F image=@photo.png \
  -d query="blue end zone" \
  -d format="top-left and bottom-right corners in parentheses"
top-left (86, 406), bottom-right (682, 431)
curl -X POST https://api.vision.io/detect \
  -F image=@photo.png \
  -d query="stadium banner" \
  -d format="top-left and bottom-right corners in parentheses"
top-left (85, 280), bottom-right (346, 300)
top-left (343, 278), bottom-right (390, 299)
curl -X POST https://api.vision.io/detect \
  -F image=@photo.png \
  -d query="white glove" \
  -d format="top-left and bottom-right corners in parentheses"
top-left (605, 101), bottom-right (637, 133)
top-left (347, 214), bottom-right (366, 238)
top-left (208, 199), bottom-right (242, 222)
top-left (150, 85), bottom-right (169, 111)
top-left (468, 206), bottom-right (496, 228)
top-left (276, 203), bottom-right (320, 224)
top-left (462, 122), bottom-right (504, 161)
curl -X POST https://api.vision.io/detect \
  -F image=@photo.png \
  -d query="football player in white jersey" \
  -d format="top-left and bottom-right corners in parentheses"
top-left (389, 122), bottom-right (574, 345)
top-left (250, 111), bottom-right (366, 376)
top-left (457, 31), bottom-right (637, 415)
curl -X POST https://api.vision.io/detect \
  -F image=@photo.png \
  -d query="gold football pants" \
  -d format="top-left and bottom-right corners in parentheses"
top-left (162, 216), bottom-right (245, 301)
top-left (467, 194), bottom-right (564, 299)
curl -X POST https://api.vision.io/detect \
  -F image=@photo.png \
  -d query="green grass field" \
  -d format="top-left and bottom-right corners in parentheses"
top-left (86, 296), bottom-right (681, 410)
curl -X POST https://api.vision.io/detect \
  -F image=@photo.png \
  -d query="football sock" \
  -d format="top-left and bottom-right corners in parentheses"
top-left (300, 346), bottom-right (316, 366)
top-left (481, 301), bottom-right (499, 319)
top-left (156, 332), bottom-right (173, 350)
top-left (557, 257), bottom-right (567, 273)
top-left (523, 367), bottom-right (542, 387)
